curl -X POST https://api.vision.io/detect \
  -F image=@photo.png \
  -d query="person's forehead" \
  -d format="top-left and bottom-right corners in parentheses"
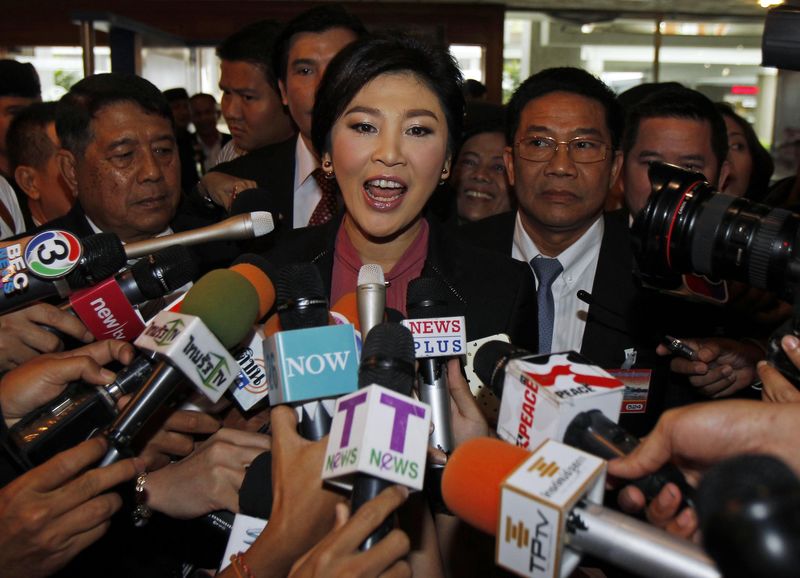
top-left (288, 26), bottom-right (357, 57)
top-left (89, 101), bottom-right (172, 139)
top-left (518, 91), bottom-right (609, 131)
top-left (634, 115), bottom-right (713, 148)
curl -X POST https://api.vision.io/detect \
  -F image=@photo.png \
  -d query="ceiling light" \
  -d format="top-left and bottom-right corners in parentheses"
top-left (759, 1), bottom-right (784, 7)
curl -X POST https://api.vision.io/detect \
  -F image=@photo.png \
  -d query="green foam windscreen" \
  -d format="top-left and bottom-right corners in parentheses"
top-left (181, 269), bottom-right (259, 349)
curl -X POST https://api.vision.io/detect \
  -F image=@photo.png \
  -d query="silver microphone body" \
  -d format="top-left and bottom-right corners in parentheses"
top-left (418, 358), bottom-right (455, 454)
top-left (124, 212), bottom-right (274, 259)
top-left (568, 501), bottom-right (720, 578)
top-left (356, 264), bottom-right (385, 339)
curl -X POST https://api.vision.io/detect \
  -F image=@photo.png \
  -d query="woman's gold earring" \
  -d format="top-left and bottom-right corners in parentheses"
top-left (439, 167), bottom-right (449, 186)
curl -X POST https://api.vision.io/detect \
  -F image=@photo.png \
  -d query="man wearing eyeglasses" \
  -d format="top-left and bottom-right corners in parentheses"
top-left (459, 67), bottom-right (670, 437)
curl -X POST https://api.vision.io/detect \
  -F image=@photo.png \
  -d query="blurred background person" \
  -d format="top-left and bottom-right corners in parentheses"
top-left (716, 102), bottom-right (774, 202)
top-left (7, 102), bottom-right (75, 227)
top-left (163, 87), bottom-right (201, 192)
top-left (189, 92), bottom-right (231, 173)
top-left (450, 105), bottom-right (514, 224)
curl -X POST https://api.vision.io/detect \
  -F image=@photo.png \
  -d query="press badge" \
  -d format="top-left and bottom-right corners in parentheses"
top-left (606, 368), bottom-right (651, 414)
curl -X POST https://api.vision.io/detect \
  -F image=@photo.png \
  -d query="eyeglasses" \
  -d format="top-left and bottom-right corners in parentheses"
top-left (514, 136), bottom-right (611, 164)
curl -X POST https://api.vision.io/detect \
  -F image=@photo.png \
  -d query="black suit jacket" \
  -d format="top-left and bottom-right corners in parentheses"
top-left (460, 209), bottom-right (676, 435)
top-left (265, 214), bottom-right (538, 352)
top-left (212, 134), bottom-right (297, 229)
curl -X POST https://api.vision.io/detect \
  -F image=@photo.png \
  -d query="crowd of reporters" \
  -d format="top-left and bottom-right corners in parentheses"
top-left (1, 3), bottom-right (800, 577)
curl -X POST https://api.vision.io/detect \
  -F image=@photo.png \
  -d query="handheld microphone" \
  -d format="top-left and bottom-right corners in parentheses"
top-left (65, 245), bottom-right (199, 341)
top-left (442, 437), bottom-right (720, 578)
top-left (356, 264), bottom-right (385, 339)
top-left (474, 340), bottom-right (694, 511)
top-left (99, 255), bottom-right (272, 466)
top-left (6, 354), bottom-right (157, 468)
top-left (322, 322), bottom-right (429, 550)
top-left (473, 341), bottom-right (624, 450)
top-left (123, 212), bottom-right (274, 259)
top-left (697, 454), bottom-right (800, 578)
top-left (266, 263), bottom-right (359, 441)
top-left (1, 231), bottom-right (127, 313)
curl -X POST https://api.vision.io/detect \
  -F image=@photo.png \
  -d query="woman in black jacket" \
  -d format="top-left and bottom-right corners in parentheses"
top-left (266, 33), bottom-right (536, 350)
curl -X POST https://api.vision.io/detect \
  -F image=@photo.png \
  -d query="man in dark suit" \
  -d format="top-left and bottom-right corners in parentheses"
top-left (460, 68), bottom-right (671, 437)
top-left (200, 5), bottom-right (366, 231)
top-left (47, 72), bottom-right (236, 273)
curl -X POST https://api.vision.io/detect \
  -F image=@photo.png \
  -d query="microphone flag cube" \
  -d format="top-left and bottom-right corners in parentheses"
top-left (135, 310), bottom-right (242, 403)
top-left (230, 326), bottom-right (270, 411)
top-left (322, 384), bottom-right (431, 491)
top-left (496, 352), bottom-right (624, 451)
top-left (69, 277), bottom-right (146, 341)
top-left (402, 316), bottom-right (466, 358)
top-left (498, 439), bottom-right (605, 578)
top-left (264, 323), bottom-right (359, 405)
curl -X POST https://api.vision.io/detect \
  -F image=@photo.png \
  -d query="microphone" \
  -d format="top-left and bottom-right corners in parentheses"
top-left (1, 231), bottom-right (126, 313)
top-left (64, 245), bottom-right (199, 341)
top-left (99, 255), bottom-right (274, 466)
top-left (473, 341), bottom-right (624, 450)
top-left (123, 212), bottom-right (274, 259)
top-left (576, 289), bottom-right (631, 337)
top-left (357, 264), bottom-right (384, 339)
top-left (322, 322), bottom-right (429, 550)
top-left (474, 341), bottom-right (695, 511)
top-left (697, 454), bottom-right (800, 578)
top-left (229, 254), bottom-right (278, 412)
top-left (265, 263), bottom-right (359, 441)
top-left (442, 437), bottom-right (720, 578)
top-left (6, 354), bottom-right (157, 468)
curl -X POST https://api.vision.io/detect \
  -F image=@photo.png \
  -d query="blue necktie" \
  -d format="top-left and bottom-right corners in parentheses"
top-left (531, 257), bottom-right (563, 354)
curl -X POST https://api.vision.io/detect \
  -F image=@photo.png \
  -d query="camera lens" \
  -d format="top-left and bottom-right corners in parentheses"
top-left (631, 162), bottom-right (800, 294)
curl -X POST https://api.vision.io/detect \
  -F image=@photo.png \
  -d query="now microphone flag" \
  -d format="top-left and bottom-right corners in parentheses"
top-left (264, 323), bottom-right (359, 405)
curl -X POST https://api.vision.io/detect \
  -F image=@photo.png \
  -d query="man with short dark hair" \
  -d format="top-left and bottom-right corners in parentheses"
top-left (189, 92), bottom-right (231, 172)
top-left (622, 85), bottom-right (730, 216)
top-left (202, 5), bottom-right (366, 231)
top-left (214, 19), bottom-right (294, 164)
top-left (462, 67), bottom-right (670, 436)
top-left (7, 102), bottom-right (75, 227)
top-left (163, 87), bottom-right (201, 191)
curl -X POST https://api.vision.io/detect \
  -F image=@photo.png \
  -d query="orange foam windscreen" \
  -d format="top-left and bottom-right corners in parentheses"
top-left (330, 291), bottom-right (360, 332)
top-left (441, 437), bottom-right (529, 536)
top-left (231, 262), bottom-right (275, 319)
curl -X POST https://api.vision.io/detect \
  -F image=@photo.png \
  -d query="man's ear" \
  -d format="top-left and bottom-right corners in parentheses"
top-left (13, 166), bottom-right (39, 200)
top-left (610, 150), bottom-right (624, 186)
top-left (278, 79), bottom-right (289, 107)
top-left (57, 149), bottom-right (80, 196)
top-left (503, 146), bottom-right (516, 188)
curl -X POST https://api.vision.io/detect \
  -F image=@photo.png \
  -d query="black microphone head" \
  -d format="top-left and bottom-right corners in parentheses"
top-left (232, 252), bottom-right (277, 279)
top-left (407, 277), bottom-right (454, 319)
top-left (473, 340), bottom-right (533, 397)
top-left (131, 245), bottom-right (199, 299)
top-left (276, 262), bottom-right (328, 329)
top-left (68, 232), bottom-right (126, 288)
top-left (358, 322), bottom-right (416, 394)
top-left (697, 454), bottom-right (800, 578)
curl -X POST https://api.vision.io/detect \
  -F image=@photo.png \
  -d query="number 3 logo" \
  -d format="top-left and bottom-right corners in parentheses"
top-left (24, 231), bottom-right (83, 279)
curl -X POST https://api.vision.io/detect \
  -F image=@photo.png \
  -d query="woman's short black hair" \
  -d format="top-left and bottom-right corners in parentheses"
top-left (715, 102), bottom-right (775, 202)
top-left (311, 33), bottom-right (464, 158)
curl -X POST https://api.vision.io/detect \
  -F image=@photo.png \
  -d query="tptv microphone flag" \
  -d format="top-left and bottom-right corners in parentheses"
top-left (322, 384), bottom-right (431, 491)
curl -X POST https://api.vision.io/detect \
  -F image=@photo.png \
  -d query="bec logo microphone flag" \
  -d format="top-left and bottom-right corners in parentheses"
top-left (322, 384), bottom-right (431, 490)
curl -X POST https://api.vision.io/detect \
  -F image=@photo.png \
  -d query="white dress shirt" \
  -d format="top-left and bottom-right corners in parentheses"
top-left (512, 211), bottom-right (604, 353)
top-left (0, 175), bottom-right (25, 240)
top-left (292, 136), bottom-right (323, 228)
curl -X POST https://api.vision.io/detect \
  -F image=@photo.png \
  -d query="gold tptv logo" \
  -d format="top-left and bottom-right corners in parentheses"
top-left (504, 517), bottom-right (530, 548)
top-left (527, 456), bottom-right (559, 478)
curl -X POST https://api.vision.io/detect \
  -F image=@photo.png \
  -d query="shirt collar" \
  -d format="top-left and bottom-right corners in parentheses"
top-left (513, 211), bottom-right (604, 279)
top-left (296, 135), bottom-right (319, 185)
